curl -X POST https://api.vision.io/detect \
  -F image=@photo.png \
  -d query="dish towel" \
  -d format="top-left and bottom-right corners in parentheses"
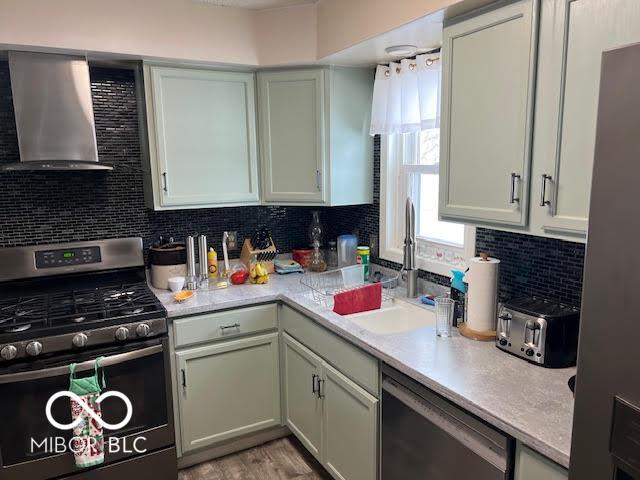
top-left (333, 283), bottom-right (382, 315)
top-left (69, 357), bottom-right (106, 468)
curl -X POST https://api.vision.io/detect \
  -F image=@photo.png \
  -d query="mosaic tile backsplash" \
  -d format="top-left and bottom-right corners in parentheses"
top-left (0, 64), bottom-right (363, 257)
top-left (0, 64), bottom-right (585, 306)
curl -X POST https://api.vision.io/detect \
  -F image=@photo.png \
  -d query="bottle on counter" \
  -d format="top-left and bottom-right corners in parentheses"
top-left (450, 269), bottom-right (467, 327)
top-left (326, 240), bottom-right (338, 267)
top-left (356, 246), bottom-right (370, 281)
top-left (207, 247), bottom-right (218, 279)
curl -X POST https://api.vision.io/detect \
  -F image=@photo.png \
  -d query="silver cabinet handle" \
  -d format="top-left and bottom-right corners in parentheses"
top-left (509, 173), bottom-right (521, 204)
top-left (220, 323), bottom-right (241, 331)
top-left (540, 174), bottom-right (552, 207)
top-left (312, 374), bottom-right (319, 395)
top-left (315, 170), bottom-right (321, 191)
top-left (162, 172), bottom-right (168, 192)
top-left (181, 368), bottom-right (187, 388)
top-left (317, 378), bottom-right (325, 398)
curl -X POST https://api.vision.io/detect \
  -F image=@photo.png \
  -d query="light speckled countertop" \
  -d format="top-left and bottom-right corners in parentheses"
top-left (151, 273), bottom-right (575, 468)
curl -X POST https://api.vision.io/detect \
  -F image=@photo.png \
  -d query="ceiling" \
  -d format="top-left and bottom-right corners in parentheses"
top-left (193, 0), bottom-right (316, 10)
top-left (322, 10), bottom-right (444, 66)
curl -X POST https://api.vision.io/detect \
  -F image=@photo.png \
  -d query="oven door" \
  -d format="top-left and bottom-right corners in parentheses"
top-left (0, 338), bottom-right (175, 480)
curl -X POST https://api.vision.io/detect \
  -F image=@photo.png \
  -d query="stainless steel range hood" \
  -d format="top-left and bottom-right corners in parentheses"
top-left (2, 51), bottom-right (112, 171)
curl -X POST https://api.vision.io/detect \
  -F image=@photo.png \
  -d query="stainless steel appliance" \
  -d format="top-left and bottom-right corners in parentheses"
top-left (382, 365), bottom-right (514, 479)
top-left (0, 238), bottom-right (176, 480)
top-left (2, 51), bottom-right (111, 171)
top-left (496, 297), bottom-right (580, 368)
top-left (569, 43), bottom-right (640, 479)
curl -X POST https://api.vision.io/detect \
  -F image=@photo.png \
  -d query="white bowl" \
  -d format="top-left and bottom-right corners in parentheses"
top-left (168, 276), bottom-right (185, 292)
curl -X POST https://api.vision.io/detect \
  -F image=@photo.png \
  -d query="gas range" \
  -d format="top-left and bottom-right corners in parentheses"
top-left (0, 238), bottom-right (167, 363)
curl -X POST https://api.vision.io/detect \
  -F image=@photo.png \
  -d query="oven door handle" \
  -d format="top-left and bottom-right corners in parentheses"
top-left (0, 344), bottom-right (163, 384)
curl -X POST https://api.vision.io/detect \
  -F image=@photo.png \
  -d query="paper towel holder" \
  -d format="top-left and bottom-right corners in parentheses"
top-left (457, 253), bottom-right (499, 341)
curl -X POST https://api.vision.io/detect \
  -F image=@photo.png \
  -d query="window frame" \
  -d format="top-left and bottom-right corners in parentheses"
top-left (379, 134), bottom-right (475, 278)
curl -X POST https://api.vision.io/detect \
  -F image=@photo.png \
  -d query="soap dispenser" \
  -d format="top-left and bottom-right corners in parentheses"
top-left (450, 269), bottom-right (467, 327)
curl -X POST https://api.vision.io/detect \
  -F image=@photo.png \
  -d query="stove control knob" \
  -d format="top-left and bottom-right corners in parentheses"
top-left (72, 333), bottom-right (88, 348)
top-left (115, 327), bottom-right (129, 341)
top-left (0, 345), bottom-right (17, 361)
top-left (136, 323), bottom-right (151, 338)
top-left (26, 341), bottom-right (43, 357)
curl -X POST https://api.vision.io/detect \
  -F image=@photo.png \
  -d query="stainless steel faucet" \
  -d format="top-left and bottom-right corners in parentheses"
top-left (402, 197), bottom-right (419, 298)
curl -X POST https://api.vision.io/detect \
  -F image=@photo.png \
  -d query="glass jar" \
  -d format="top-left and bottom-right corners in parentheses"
top-left (326, 240), bottom-right (338, 267)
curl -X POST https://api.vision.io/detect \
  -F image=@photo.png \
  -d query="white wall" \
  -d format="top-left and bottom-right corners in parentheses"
top-left (0, 0), bottom-right (460, 66)
top-left (254, 5), bottom-right (317, 66)
top-left (316, 0), bottom-right (459, 59)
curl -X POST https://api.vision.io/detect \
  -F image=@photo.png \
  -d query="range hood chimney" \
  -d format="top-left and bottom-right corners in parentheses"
top-left (2, 51), bottom-right (112, 171)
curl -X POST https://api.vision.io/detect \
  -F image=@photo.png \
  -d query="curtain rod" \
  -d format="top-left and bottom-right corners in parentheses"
top-left (380, 48), bottom-right (441, 76)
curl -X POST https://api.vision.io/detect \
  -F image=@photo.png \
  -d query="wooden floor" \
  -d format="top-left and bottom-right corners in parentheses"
top-left (178, 436), bottom-right (332, 480)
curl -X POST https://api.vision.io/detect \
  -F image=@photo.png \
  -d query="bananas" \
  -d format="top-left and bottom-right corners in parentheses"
top-left (249, 262), bottom-right (269, 284)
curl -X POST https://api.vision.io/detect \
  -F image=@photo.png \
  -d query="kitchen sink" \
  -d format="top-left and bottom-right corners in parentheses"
top-left (346, 299), bottom-right (435, 334)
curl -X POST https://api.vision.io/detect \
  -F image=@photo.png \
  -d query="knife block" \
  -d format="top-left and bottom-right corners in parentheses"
top-left (240, 238), bottom-right (276, 273)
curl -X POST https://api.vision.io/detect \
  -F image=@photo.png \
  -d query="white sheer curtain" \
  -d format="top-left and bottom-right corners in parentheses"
top-left (369, 54), bottom-right (441, 135)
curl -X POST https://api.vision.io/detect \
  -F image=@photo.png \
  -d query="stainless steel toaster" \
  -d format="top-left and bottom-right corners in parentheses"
top-left (496, 297), bottom-right (580, 368)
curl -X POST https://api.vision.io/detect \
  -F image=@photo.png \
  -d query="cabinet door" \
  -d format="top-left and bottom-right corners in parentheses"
top-left (282, 333), bottom-right (323, 459)
top-left (147, 66), bottom-right (259, 208)
top-left (321, 363), bottom-right (378, 480)
top-left (530, 0), bottom-right (640, 237)
top-left (258, 70), bottom-right (326, 204)
top-left (439, 0), bottom-right (538, 227)
top-left (515, 443), bottom-right (568, 480)
top-left (175, 333), bottom-right (280, 453)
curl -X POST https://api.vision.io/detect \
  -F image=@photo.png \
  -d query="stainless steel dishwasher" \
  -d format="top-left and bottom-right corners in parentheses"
top-left (382, 365), bottom-right (514, 479)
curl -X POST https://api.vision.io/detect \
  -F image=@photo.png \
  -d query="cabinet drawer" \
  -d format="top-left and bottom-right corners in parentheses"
top-left (280, 305), bottom-right (379, 396)
top-left (173, 304), bottom-right (277, 348)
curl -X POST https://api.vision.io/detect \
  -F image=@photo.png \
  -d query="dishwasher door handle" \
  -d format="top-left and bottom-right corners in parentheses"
top-left (382, 377), bottom-right (509, 473)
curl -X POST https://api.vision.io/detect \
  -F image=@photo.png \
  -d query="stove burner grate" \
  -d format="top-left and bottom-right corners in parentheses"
top-left (0, 282), bottom-right (164, 337)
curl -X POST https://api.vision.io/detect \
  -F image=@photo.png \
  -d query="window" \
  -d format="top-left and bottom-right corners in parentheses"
top-left (380, 130), bottom-right (475, 277)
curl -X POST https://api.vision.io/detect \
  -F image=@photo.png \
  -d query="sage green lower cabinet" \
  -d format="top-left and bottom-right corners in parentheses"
top-left (282, 332), bottom-right (379, 480)
top-left (175, 332), bottom-right (281, 454)
top-left (282, 333), bottom-right (324, 458)
top-left (322, 362), bottom-right (378, 480)
top-left (514, 443), bottom-right (568, 480)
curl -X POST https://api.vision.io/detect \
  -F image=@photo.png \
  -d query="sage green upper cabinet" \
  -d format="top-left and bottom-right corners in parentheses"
top-left (282, 333), bottom-right (323, 459)
top-left (439, 0), bottom-right (539, 227)
top-left (258, 70), bottom-right (325, 204)
top-left (143, 65), bottom-right (260, 210)
top-left (322, 362), bottom-right (378, 480)
top-left (175, 333), bottom-right (280, 454)
top-left (530, 0), bottom-right (640, 238)
top-left (258, 67), bottom-right (374, 206)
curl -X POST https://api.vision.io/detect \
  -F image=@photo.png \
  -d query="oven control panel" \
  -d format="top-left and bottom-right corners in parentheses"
top-left (35, 246), bottom-right (102, 269)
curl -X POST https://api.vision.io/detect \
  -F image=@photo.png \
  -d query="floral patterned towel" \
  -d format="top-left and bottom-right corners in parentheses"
top-left (68, 357), bottom-right (106, 468)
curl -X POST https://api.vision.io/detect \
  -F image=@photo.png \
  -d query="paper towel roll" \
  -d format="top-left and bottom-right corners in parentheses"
top-left (466, 256), bottom-right (500, 332)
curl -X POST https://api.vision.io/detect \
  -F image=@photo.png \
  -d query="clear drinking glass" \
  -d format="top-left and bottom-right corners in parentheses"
top-left (435, 296), bottom-right (455, 337)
